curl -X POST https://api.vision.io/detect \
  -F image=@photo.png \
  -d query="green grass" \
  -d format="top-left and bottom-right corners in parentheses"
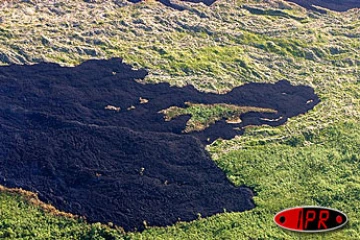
top-left (160, 103), bottom-right (276, 132)
top-left (2, 121), bottom-right (359, 239)
top-left (129, 120), bottom-right (360, 239)
top-left (0, 191), bottom-right (125, 240)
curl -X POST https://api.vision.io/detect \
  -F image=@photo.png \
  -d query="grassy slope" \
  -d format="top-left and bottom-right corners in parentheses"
top-left (131, 121), bottom-right (360, 239)
top-left (0, 191), bottom-right (125, 239)
top-left (0, 0), bottom-right (359, 239)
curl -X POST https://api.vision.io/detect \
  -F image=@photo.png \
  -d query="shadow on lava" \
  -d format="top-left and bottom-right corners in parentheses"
top-left (0, 58), bottom-right (319, 231)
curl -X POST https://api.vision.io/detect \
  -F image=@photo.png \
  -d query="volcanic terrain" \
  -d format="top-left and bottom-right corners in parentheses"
top-left (285, 0), bottom-right (360, 12)
top-left (0, 58), bottom-right (319, 231)
top-left (132, 0), bottom-right (360, 12)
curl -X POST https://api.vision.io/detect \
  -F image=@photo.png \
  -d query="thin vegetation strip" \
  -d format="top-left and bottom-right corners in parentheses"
top-left (160, 102), bottom-right (276, 132)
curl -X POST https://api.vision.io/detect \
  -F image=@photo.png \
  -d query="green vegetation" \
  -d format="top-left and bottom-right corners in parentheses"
top-left (0, 0), bottom-right (359, 239)
top-left (0, 190), bottom-right (125, 240)
top-left (160, 102), bottom-right (276, 132)
top-left (129, 120), bottom-right (360, 239)
top-left (2, 121), bottom-right (359, 239)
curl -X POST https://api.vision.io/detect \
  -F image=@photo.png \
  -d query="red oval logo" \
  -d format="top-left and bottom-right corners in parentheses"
top-left (274, 206), bottom-right (348, 232)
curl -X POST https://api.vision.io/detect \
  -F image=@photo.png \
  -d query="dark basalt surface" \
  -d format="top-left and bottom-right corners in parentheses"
top-left (285, 0), bottom-right (360, 12)
top-left (0, 58), bottom-right (319, 231)
top-left (127, 0), bottom-right (360, 12)
top-left (127, 0), bottom-right (216, 6)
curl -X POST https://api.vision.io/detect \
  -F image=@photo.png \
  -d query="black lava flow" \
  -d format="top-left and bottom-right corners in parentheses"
top-left (127, 0), bottom-right (216, 7)
top-left (285, 0), bottom-right (360, 12)
top-left (127, 0), bottom-right (360, 12)
top-left (0, 58), bottom-right (319, 231)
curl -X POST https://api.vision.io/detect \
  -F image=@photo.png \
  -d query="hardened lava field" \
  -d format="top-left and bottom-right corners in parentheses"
top-left (0, 58), bottom-right (319, 231)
